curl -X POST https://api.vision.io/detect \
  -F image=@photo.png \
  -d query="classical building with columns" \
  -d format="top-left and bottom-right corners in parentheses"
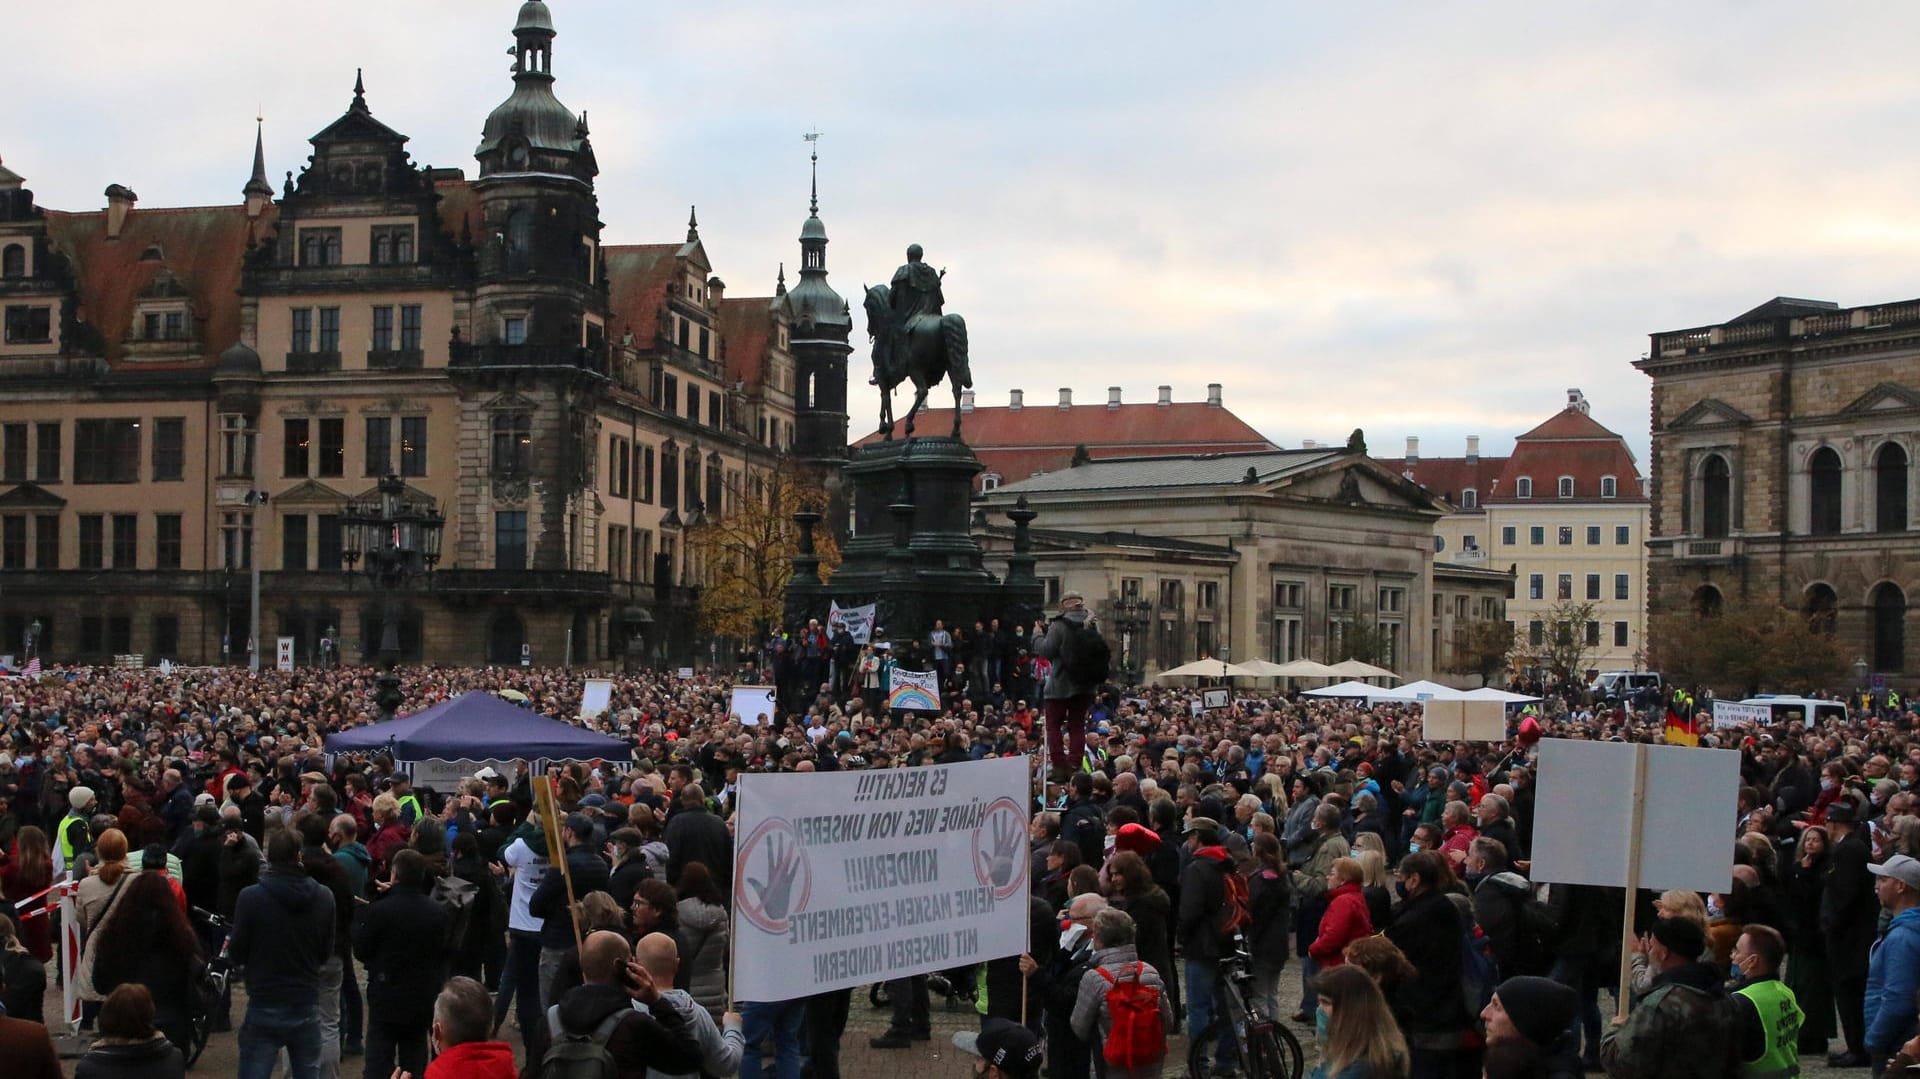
top-left (1639, 296), bottom-right (1920, 685)
top-left (0, 2), bottom-right (847, 668)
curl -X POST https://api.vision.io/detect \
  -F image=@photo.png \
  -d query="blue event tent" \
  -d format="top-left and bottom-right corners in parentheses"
top-left (323, 691), bottom-right (630, 762)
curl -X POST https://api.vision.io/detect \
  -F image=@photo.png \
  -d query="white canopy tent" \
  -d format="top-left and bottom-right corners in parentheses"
top-left (1301, 680), bottom-right (1380, 698)
top-left (1362, 679), bottom-right (1463, 702)
top-left (1458, 686), bottom-right (1542, 703)
top-left (1326, 659), bottom-right (1399, 681)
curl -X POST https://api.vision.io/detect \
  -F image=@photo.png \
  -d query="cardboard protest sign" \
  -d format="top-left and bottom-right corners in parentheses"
top-left (579, 678), bottom-right (614, 719)
top-left (1530, 739), bottom-right (1739, 894)
top-left (1712, 701), bottom-right (1772, 729)
top-left (887, 668), bottom-right (941, 712)
top-left (1421, 699), bottom-right (1506, 742)
top-left (730, 685), bottom-right (778, 726)
top-left (731, 757), bottom-right (1031, 1002)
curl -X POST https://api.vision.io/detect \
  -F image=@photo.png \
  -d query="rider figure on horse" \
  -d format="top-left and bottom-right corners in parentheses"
top-left (865, 243), bottom-right (972, 437)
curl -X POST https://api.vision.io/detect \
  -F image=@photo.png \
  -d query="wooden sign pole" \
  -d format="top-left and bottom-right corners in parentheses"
top-left (1615, 744), bottom-right (1649, 1021)
top-left (533, 774), bottom-right (585, 956)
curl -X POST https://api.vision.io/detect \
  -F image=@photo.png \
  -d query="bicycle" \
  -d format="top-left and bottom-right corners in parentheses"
top-left (1187, 934), bottom-right (1304, 1079)
top-left (185, 907), bottom-right (234, 1067)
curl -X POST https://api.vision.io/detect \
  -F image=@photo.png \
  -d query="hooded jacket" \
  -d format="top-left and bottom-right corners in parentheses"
top-left (1176, 845), bottom-right (1235, 961)
top-left (332, 841), bottom-right (371, 898)
top-left (1035, 608), bottom-right (1098, 699)
top-left (227, 866), bottom-right (335, 1009)
top-left (676, 897), bottom-right (730, 1021)
top-left (1866, 905), bottom-right (1920, 1054)
top-left (72, 1034), bottom-right (185, 1079)
top-left (648, 989), bottom-right (745, 1079)
top-left (423, 1040), bottom-right (517, 1079)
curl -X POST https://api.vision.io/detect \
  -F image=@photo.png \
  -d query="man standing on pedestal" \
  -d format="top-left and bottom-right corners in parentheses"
top-left (1035, 593), bottom-right (1100, 782)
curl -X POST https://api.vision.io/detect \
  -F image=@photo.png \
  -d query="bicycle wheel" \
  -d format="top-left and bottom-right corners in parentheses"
top-left (1245, 1018), bottom-right (1304, 1079)
top-left (1188, 1017), bottom-right (1238, 1079)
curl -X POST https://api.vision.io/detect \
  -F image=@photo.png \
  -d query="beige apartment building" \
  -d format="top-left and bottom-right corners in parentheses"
top-left (0, 2), bottom-right (845, 668)
top-left (1401, 390), bottom-right (1650, 678)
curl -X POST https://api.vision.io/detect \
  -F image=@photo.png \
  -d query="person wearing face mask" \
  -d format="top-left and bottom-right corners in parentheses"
top-left (1726, 925), bottom-right (1802, 1079)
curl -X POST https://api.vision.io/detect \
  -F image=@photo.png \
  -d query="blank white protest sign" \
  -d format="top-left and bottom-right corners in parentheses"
top-left (1528, 739), bottom-right (1739, 895)
top-left (1421, 699), bottom-right (1507, 742)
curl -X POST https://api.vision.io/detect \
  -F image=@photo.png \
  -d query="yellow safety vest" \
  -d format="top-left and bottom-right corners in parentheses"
top-left (396, 793), bottom-right (423, 826)
top-left (1735, 978), bottom-right (1803, 1079)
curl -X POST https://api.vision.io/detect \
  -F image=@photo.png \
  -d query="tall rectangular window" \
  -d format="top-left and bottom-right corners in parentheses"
top-left (34, 515), bottom-right (58, 568)
top-left (282, 513), bottom-right (308, 570)
top-left (154, 514), bottom-right (180, 570)
top-left (1615, 525), bottom-right (1631, 545)
top-left (708, 391), bottom-right (721, 429)
top-left (1586, 525), bottom-right (1601, 545)
top-left (74, 419), bottom-right (140, 483)
top-left (1585, 620), bottom-right (1601, 646)
top-left (635, 529), bottom-right (652, 582)
top-left (317, 418), bottom-right (344, 477)
top-left (400, 416), bottom-right (427, 477)
top-left (1, 517), bottom-right (24, 569)
top-left (365, 417), bottom-right (392, 477)
top-left (283, 418), bottom-right (310, 477)
top-left (495, 511), bottom-right (528, 570)
top-left (687, 385), bottom-right (701, 424)
top-left (1558, 526), bottom-right (1573, 545)
top-left (1585, 573), bottom-right (1601, 600)
top-left (491, 413), bottom-right (531, 476)
top-left (291, 308), bottom-right (312, 353)
top-left (153, 615), bottom-right (179, 658)
top-left (400, 305), bottom-right (422, 350)
top-left (34, 422), bottom-right (59, 481)
top-left (1602, 476), bottom-right (1618, 498)
top-left (503, 317), bottom-right (527, 345)
top-left (661, 446), bottom-right (679, 509)
top-left (318, 307), bottom-right (340, 353)
top-left (316, 513), bottom-right (342, 571)
top-left (1529, 526), bottom-right (1544, 545)
top-left (78, 514), bottom-right (104, 569)
top-left (152, 418), bottom-right (184, 481)
top-left (1614, 621), bottom-right (1629, 647)
top-left (1529, 620), bottom-right (1544, 647)
top-left (1557, 573), bottom-right (1573, 601)
top-left (1501, 526), bottom-right (1516, 546)
top-left (2, 424), bottom-right (26, 483)
top-left (110, 514), bottom-right (136, 568)
top-left (1615, 574), bottom-right (1630, 601)
top-left (608, 436), bottom-right (629, 497)
top-left (221, 512), bottom-right (252, 570)
top-left (640, 445), bottom-right (655, 503)
top-left (371, 306), bottom-right (393, 352)
top-left (221, 416), bottom-right (254, 477)
top-left (1528, 574), bottom-right (1543, 600)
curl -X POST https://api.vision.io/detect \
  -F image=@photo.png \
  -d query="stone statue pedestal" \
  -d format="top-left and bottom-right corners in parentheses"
top-left (787, 436), bottom-right (1041, 643)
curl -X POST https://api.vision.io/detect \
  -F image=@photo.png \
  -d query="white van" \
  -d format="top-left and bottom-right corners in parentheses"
top-left (1739, 696), bottom-right (1849, 726)
top-left (1594, 671), bottom-right (1663, 701)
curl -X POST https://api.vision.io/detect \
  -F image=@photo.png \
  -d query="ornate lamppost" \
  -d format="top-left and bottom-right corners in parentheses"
top-left (1111, 595), bottom-right (1154, 686)
top-left (341, 475), bottom-right (444, 719)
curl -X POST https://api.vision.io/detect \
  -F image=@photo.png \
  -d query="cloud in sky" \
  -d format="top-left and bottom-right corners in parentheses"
top-left (15, 1), bottom-right (1920, 466)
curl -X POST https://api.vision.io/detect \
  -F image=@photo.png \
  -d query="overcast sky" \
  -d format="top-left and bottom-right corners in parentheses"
top-left (15, 2), bottom-right (1920, 466)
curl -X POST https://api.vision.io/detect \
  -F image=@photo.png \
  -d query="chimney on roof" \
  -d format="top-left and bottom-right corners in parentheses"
top-left (1107, 386), bottom-right (1121, 409)
top-left (1466, 435), bottom-right (1480, 462)
top-left (959, 389), bottom-right (975, 413)
top-left (104, 184), bottom-right (138, 241)
top-left (1206, 383), bottom-right (1222, 407)
top-left (1157, 385), bottom-right (1172, 407)
top-left (1009, 389), bottom-right (1023, 411)
top-left (1058, 388), bottom-right (1072, 409)
top-left (1567, 387), bottom-right (1589, 414)
top-left (707, 275), bottom-right (725, 303)
top-left (1405, 436), bottom-right (1420, 465)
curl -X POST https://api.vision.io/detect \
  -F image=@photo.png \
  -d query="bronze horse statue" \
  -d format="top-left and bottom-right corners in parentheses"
top-left (864, 283), bottom-right (971, 438)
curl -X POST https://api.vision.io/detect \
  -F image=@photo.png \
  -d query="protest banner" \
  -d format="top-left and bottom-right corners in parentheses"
top-left (730, 756), bottom-right (1031, 1002)
top-left (1201, 689), bottom-right (1229, 710)
top-left (579, 678), bottom-right (614, 719)
top-left (887, 668), bottom-right (941, 712)
top-left (1421, 699), bottom-right (1506, 742)
top-left (1530, 738), bottom-right (1738, 1018)
top-left (730, 685), bottom-right (778, 726)
top-left (1712, 700), bottom-right (1773, 729)
top-left (829, 601), bottom-right (877, 645)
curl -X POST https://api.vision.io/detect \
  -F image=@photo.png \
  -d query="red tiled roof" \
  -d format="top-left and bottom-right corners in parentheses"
top-left (604, 243), bottom-right (680, 347)
top-left (1395, 456), bottom-right (1510, 510)
top-left (1489, 407), bottom-right (1646, 503)
top-left (855, 401), bottom-right (1273, 483)
top-left (44, 203), bottom-right (276, 364)
top-left (714, 296), bottom-right (776, 388)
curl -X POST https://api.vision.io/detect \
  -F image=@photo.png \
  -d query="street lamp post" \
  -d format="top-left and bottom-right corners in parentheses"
top-left (341, 475), bottom-right (444, 720)
top-left (1111, 595), bottom-right (1153, 686)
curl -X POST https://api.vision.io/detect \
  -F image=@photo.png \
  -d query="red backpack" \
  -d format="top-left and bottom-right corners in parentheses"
top-left (1096, 962), bottom-right (1166, 1069)
top-left (1218, 863), bottom-right (1252, 945)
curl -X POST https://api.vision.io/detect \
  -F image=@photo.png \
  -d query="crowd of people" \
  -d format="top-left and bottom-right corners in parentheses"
top-left (0, 596), bottom-right (1913, 1079)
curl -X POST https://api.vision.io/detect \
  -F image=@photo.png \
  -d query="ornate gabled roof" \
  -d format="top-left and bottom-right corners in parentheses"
top-left (1666, 397), bottom-right (1754, 430)
top-left (311, 71), bottom-right (408, 147)
top-left (1838, 382), bottom-right (1920, 417)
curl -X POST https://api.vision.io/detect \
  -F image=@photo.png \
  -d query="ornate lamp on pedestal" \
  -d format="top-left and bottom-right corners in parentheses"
top-left (340, 475), bottom-right (444, 719)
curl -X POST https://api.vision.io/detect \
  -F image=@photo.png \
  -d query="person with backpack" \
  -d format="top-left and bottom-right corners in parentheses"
top-left (352, 848), bottom-right (448, 1079)
top-left (544, 929), bottom-right (703, 1079)
top-left (1072, 907), bottom-right (1175, 1079)
top-left (1176, 816), bottom-right (1248, 1075)
top-left (1465, 837), bottom-right (1556, 979)
top-left (1034, 592), bottom-right (1109, 782)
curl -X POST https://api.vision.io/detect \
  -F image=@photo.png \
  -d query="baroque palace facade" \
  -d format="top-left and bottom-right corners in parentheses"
top-left (1639, 296), bottom-right (1920, 685)
top-left (0, 2), bottom-right (851, 668)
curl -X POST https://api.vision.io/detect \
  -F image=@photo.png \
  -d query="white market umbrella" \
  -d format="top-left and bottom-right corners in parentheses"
top-left (1248, 658), bottom-right (1342, 679)
top-left (1154, 658), bottom-right (1262, 680)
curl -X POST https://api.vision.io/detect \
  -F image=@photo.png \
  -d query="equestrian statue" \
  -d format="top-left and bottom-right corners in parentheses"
top-left (864, 243), bottom-right (971, 439)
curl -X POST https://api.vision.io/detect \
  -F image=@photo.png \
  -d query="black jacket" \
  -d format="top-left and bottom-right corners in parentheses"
top-left (352, 882), bottom-right (450, 1026)
top-left (664, 807), bottom-right (733, 895)
top-left (173, 828), bottom-right (220, 913)
top-left (1383, 889), bottom-right (1469, 1036)
top-left (552, 982), bottom-right (702, 1078)
top-left (1176, 846), bottom-right (1232, 961)
top-left (1823, 829), bottom-right (1877, 977)
top-left (73, 1036), bottom-right (185, 1079)
top-left (227, 866), bottom-right (335, 1009)
top-left (1245, 867), bottom-right (1292, 966)
top-left (529, 845), bottom-right (612, 950)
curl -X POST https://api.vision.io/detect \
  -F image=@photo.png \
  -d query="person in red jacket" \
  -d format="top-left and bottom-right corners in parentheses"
top-left (1308, 857), bottom-right (1374, 970)
top-left (409, 977), bottom-right (518, 1079)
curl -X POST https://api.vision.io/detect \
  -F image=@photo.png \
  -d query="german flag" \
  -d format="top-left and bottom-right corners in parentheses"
top-left (1663, 707), bottom-right (1700, 747)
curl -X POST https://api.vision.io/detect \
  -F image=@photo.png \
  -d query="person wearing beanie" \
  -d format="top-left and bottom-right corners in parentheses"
top-left (1482, 975), bottom-right (1582, 1079)
top-left (55, 785), bottom-right (96, 876)
top-left (1599, 917), bottom-right (1732, 1079)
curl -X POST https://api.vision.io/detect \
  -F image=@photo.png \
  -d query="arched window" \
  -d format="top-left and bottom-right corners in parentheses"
top-left (1702, 455), bottom-right (1731, 539)
top-left (1809, 446), bottom-right (1843, 536)
top-left (1877, 443), bottom-right (1909, 532)
top-left (1462, 489), bottom-right (1477, 509)
top-left (1516, 476), bottom-right (1533, 499)
top-left (1804, 583), bottom-right (1838, 635)
top-left (1601, 475), bottom-right (1618, 499)
top-left (1873, 582), bottom-right (1906, 672)
top-left (488, 611), bottom-right (525, 665)
top-left (1, 244), bottom-right (24, 278)
top-left (1558, 476), bottom-right (1575, 498)
top-left (1693, 585), bottom-right (1723, 619)
top-left (505, 210), bottom-right (533, 274)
